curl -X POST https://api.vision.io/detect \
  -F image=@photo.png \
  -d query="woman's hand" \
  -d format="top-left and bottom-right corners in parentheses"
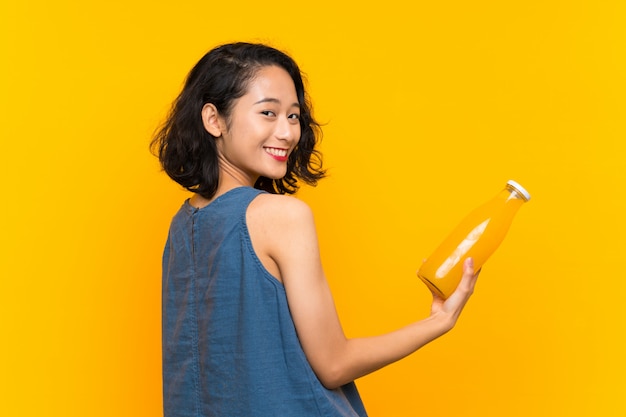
top-left (429, 257), bottom-right (480, 331)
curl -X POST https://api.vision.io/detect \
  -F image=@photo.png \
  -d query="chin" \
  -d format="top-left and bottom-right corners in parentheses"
top-left (265, 170), bottom-right (288, 180)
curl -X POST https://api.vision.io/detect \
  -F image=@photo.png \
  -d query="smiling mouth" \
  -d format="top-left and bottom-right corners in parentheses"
top-left (264, 147), bottom-right (288, 158)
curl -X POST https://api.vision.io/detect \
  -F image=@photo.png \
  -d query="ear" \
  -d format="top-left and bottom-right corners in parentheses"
top-left (201, 103), bottom-right (224, 137)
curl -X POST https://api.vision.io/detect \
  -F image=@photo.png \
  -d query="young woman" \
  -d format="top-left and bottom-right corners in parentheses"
top-left (152, 42), bottom-right (479, 417)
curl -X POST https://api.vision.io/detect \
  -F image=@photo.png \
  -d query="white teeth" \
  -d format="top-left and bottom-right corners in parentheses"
top-left (265, 148), bottom-right (287, 157)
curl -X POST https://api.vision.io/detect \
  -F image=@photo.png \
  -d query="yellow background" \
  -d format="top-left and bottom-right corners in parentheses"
top-left (2, 1), bottom-right (625, 416)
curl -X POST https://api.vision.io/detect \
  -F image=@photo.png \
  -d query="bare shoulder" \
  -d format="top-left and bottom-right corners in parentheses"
top-left (247, 193), bottom-right (317, 281)
top-left (248, 193), bottom-right (314, 226)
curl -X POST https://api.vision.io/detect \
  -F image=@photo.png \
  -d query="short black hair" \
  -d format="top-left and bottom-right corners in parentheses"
top-left (151, 42), bottom-right (326, 199)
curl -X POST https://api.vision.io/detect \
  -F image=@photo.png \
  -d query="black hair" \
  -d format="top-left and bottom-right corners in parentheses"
top-left (151, 42), bottom-right (326, 199)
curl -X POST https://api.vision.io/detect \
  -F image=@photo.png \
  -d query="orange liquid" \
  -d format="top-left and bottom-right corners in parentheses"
top-left (418, 189), bottom-right (526, 298)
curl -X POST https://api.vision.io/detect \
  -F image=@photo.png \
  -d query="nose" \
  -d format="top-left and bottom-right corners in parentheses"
top-left (275, 116), bottom-right (300, 143)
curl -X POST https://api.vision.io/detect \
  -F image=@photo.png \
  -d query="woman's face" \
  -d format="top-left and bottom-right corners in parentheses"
top-left (214, 65), bottom-right (301, 185)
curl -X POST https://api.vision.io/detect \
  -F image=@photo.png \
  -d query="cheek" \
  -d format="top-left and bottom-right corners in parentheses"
top-left (240, 120), bottom-right (268, 141)
top-left (295, 125), bottom-right (302, 142)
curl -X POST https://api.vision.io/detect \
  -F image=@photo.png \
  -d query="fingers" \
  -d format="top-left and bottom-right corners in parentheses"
top-left (430, 257), bottom-right (480, 326)
top-left (447, 258), bottom-right (479, 304)
top-left (463, 257), bottom-right (475, 275)
top-left (453, 257), bottom-right (475, 294)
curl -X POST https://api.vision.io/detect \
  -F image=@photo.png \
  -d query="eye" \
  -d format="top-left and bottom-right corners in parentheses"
top-left (261, 110), bottom-right (276, 117)
top-left (288, 113), bottom-right (300, 120)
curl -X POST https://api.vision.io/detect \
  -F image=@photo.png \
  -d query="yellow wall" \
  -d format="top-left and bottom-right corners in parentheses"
top-left (2, 1), bottom-right (624, 416)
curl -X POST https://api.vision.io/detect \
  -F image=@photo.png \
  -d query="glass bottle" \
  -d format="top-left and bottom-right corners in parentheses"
top-left (417, 180), bottom-right (531, 299)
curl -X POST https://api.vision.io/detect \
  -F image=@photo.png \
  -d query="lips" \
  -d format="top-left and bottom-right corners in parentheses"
top-left (264, 147), bottom-right (289, 161)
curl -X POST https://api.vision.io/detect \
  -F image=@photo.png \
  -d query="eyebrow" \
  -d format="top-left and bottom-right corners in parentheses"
top-left (254, 97), bottom-right (300, 108)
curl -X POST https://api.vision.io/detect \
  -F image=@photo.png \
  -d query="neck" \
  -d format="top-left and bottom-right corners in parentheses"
top-left (218, 153), bottom-right (258, 188)
top-left (189, 166), bottom-right (257, 210)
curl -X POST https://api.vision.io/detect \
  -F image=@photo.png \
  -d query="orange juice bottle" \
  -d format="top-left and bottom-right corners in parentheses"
top-left (417, 180), bottom-right (531, 299)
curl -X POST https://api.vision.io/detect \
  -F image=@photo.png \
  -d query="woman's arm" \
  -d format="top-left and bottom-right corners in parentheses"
top-left (248, 194), bottom-right (479, 390)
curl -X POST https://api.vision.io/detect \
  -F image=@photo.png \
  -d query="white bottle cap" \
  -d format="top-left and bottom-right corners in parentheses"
top-left (507, 180), bottom-right (531, 201)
